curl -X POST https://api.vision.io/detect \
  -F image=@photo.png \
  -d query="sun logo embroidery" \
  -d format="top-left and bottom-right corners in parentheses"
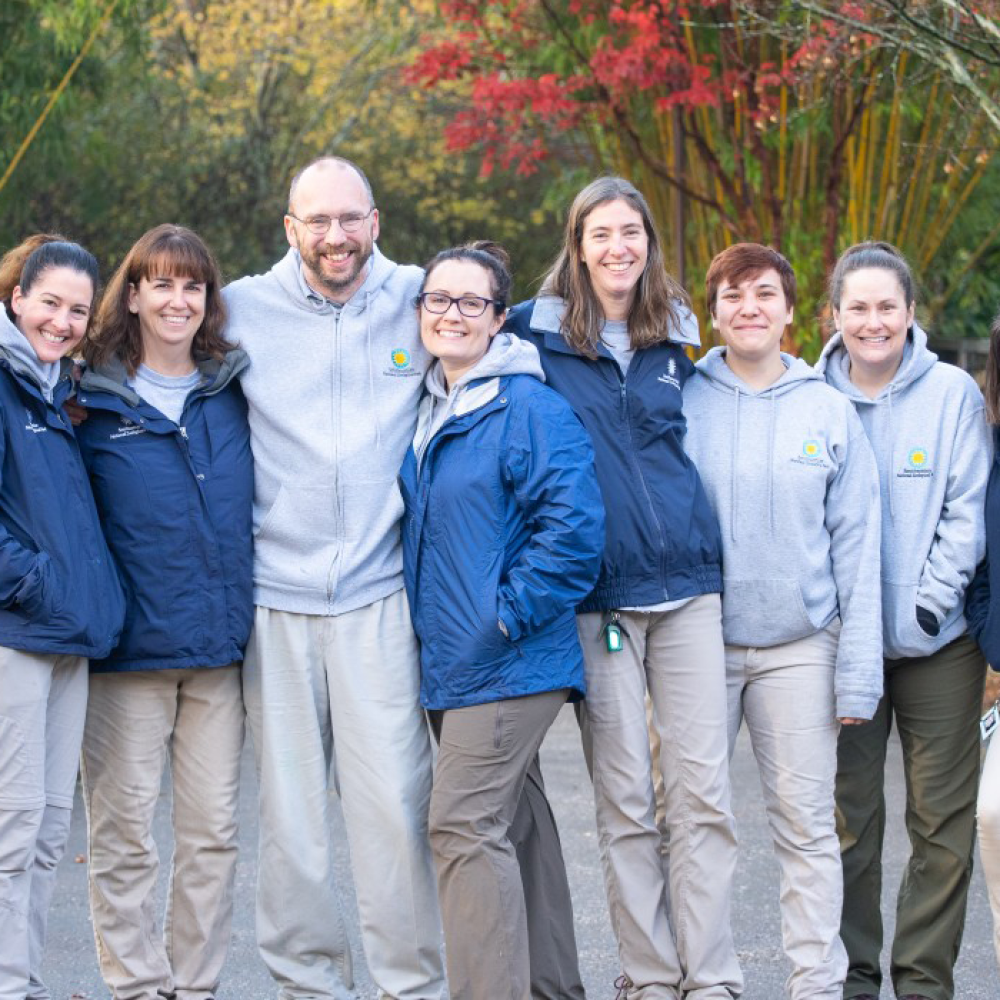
top-left (391, 349), bottom-right (411, 370)
top-left (908, 447), bottom-right (928, 469)
top-left (802, 439), bottom-right (821, 458)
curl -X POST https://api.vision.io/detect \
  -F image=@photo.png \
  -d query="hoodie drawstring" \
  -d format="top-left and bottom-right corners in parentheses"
top-left (767, 390), bottom-right (777, 532)
top-left (730, 388), bottom-right (740, 541)
top-left (886, 386), bottom-right (896, 521)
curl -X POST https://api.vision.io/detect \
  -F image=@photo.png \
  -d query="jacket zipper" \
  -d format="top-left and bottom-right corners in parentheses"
top-left (616, 364), bottom-right (670, 601)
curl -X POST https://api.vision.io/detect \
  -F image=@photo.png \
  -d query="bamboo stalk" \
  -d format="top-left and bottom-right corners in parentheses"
top-left (861, 70), bottom-right (879, 238)
top-left (876, 52), bottom-right (906, 228)
top-left (896, 75), bottom-right (940, 249)
top-left (919, 116), bottom-right (983, 264)
top-left (0, 0), bottom-right (121, 197)
top-left (920, 149), bottom-right (991, 269)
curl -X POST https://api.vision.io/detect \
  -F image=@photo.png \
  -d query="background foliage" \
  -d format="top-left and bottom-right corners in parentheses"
top-left (3, 0), bottom-right (1000, 350)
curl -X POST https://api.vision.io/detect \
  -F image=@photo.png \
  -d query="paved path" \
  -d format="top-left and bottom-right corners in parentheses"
top-left (43, 707), bottom-right (997, 998)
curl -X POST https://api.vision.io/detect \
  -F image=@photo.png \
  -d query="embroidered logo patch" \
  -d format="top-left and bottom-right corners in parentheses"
top-left (24, 408), bottom-right (47, 434)
top-left (657, 358), bottom-right (681, 390)
top-left (791, 437), bottom-right (825, 467)
top-left (383, 347), bottom-right (422, 378)
top-left (897, 446), bottom-right (933, 479)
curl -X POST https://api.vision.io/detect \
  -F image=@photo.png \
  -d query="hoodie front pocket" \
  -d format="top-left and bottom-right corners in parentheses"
top-left (721, 577), bottom-right (817, 647)
top-left (253, 484), bottom-right (342, 589)
top-left (883, 582), bottom-right (938, 658)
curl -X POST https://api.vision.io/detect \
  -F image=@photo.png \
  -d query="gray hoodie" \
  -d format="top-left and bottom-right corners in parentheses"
top-left (684, 348), bottom-right (883, 719)
top-left (223, 246), bottom-right (427, 615)
top-left (0, 310), bottom-right (60, 400)
top-left (414, 330), bottom-right (545, 464)
top-left (816, 323), bottom-right (991, 659)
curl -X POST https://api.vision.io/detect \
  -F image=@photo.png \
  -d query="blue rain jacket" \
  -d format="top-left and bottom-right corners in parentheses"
top-left (967, 426), bottom-right (1000, 669)
top-left (0, 354), bottom-right (124, 657)
top-left (76, 350), bottom-right (253, 672)
top-left (400, 372), bottom-right (604, 710)
top-left (505, 297), bottom-right (722, 612)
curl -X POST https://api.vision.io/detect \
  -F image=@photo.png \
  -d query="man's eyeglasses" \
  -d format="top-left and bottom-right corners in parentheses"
top-left (416, 292), bottom-right (505, 318)
top-left (286, 208), bottom-right (375, 235)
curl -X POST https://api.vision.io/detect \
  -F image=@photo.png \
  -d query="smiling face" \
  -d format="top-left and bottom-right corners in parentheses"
top-left (285, 162), bottom-right (379, 303)
top-left (832, 266), bottom-right (914, 382)
top-left (10, 265), bottom-right (94, 363)
top-left (419, 259), bottom-right (504, 386)
top-left (579, 198), bottom-right (649, 320)
top-left (128, 274), bottom-right (207, 361)
top-left (712, 268), bottom-right (793, 366)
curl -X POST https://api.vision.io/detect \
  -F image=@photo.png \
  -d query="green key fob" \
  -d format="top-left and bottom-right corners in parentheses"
top-left (606, 623), bottom-right (623, 653)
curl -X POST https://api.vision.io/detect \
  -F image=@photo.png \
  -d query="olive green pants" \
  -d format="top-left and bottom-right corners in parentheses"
top-left (835, 635), bottom-right (984, 1000)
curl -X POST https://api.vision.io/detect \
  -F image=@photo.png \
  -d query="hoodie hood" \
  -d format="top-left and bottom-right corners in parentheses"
top-left (269, 244), bottom-right (396, 315)
top-left (530, 294), bottom-right (701, 349)
top-left (415, 332), bottom-right (543, 464)
top-left (423, 329), bottom-right (544, 400)
top-left (0, 309), bottom-right (62, 400)
top-left (696, 346), bottom-right (823, 395)
top-left (815, 321), bottom-right (938, 400)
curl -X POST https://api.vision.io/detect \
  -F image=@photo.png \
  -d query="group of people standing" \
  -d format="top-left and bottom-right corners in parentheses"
top-left (0, 154), bottom-right (997, 1000)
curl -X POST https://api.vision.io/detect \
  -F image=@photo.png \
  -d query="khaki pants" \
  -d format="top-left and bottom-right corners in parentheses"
top-left (428, 690), bottom-right (569, 1000)
top-left (81, 666), bottom-right (244, 1000)
top-left (836, 634), bottom-right (984, 1000)
top-left (725, 627), bottom-right (846, 999)
top-left (578, 594), bottom-right (742, 1000)
top-left (0, 647), bottom-right (86, 1000)
top-left (243, 592), bottom-right (445, 1000)
top-left (977, 721), bottom-right (1000, 972)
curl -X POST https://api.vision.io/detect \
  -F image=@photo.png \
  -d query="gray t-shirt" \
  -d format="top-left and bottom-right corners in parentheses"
top-left (600, 319), bottom-right (634, 374)
top-left (128, 364), bottom-right (203, 424)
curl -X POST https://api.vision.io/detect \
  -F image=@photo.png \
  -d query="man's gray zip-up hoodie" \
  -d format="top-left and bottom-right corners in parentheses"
top-left (684, 348), bottom-right (883, 719)
top-left (816, 323), bottom-right (991, 659)
top-left (413, 330), bottom-right (545, 465)
top-left (223, 246), bottom-right (427, 615)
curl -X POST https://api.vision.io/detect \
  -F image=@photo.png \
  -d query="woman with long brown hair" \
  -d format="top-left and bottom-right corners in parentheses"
top-left (506, 177), bottom-right (741, 999)
top-left (74, 224), bottom-right (253, 1000)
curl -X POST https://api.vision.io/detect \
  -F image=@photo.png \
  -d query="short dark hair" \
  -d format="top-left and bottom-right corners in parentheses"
top-left (705, 243), bottom-right (796, 315)
top-left (828, 240), bottom-right (915, 310)
top-left (419, 241), bottom-right (512, 313)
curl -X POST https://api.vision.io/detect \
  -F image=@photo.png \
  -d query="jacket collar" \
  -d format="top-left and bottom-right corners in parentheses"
top-left (79, 348), bottom-right (249, 405)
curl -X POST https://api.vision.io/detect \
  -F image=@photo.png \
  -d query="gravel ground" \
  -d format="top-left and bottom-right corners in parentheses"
top-left (43, 705), bottom-right (997, 998)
